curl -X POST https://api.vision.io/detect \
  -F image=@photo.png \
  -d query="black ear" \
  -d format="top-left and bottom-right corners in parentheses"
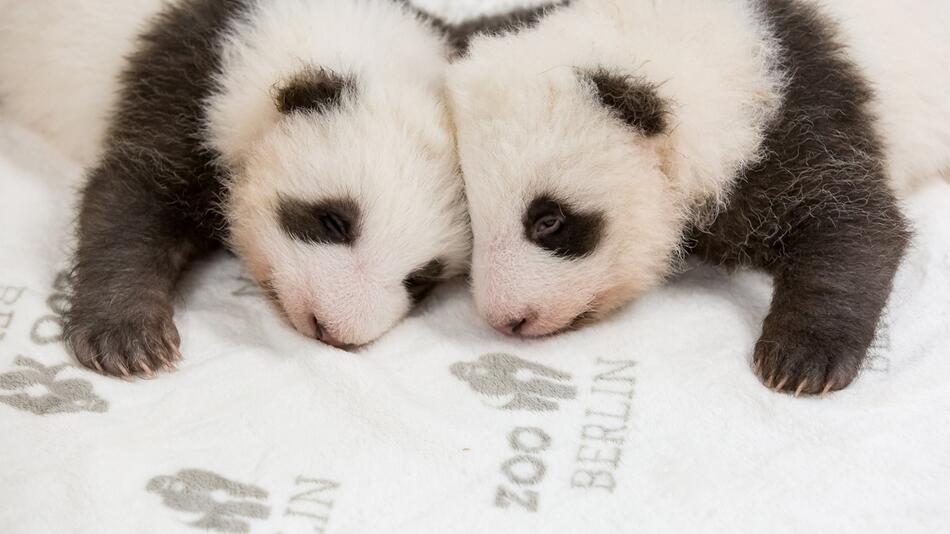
top-left (274, 67), bottom-right (354, 115)
top-left (584, 69), bottom-right (668, 136)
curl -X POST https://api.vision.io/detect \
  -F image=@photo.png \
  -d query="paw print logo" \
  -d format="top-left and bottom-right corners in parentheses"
top-left (863, 310), bottom-right (892, 373)
top-left (147, 469), bottom-right (271, 533)
top-left (0, 356), bottom-right (107, 415)
top-left (451, 353), bottom-right (577, 412)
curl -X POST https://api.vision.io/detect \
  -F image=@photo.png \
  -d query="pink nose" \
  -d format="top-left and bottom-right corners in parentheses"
top-left (492, 312), bottom-right (537, 337)
top-left (311, 316), bottom-right (346, 348)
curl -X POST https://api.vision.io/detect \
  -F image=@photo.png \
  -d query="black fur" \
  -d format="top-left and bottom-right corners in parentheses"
top-left (274, 67), bottom-right (354, 115)
top-left (403, 259), bottom-right (445, 304)
top-left (447, 1), bottom-right (570, 56)
top-left (524, 196), bottom-right (604, 260)
top-left (62, 0), bottom-right (249, 377)
top-left (687, 0), bottom-right (910, 395)
top-left (400, 0), bottom-right (570, 57)
top-left (585, 70), bottom-right (668, 136)
top-left (278, 197), bottom-right (361, 246)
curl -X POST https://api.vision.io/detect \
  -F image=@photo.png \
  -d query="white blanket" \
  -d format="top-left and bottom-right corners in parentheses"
top-left (2, 4), bottom-right (950, 533)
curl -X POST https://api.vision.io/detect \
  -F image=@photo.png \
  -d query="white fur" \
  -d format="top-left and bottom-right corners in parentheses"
top-left (807, 0), bottom-right (950, 193)
top-left (448, 0), bottom-right (950, 335)
top-left (211, 0), bottom-right (470, 346)
top-left (0, 0), bottom-right (471, 346)
top-left (449, 0), bottom-right (784, 334)
top-left (0, 0), bottom-right (173, 165)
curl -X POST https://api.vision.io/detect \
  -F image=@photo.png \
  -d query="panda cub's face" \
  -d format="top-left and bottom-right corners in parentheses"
top-left (449, 62), bottom-right (683, 338)
top-left (227, 67), bottom-right (470, 347)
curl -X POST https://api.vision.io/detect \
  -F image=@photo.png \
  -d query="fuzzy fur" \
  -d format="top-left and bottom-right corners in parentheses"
top-left (448, 0), bottom-right (950, 395)
top-left (441, 0), bottom-right (570, 56)
top-left (0, 0), bottom-right (470, 375)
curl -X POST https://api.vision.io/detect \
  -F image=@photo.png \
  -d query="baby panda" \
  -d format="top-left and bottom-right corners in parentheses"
top-left (0, 0), bottom-right (470, 377)
top-left (448, 0), bottom-right (950, 395)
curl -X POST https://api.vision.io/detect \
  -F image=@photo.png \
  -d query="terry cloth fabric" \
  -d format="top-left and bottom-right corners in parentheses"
top-left (2, 3), bottom-right (950, 533)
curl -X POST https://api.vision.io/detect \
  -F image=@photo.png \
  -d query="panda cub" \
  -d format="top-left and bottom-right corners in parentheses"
top-left (448, 0), bottom-right (950, 395)
top-left (0, 0), bottom-right (470, 377)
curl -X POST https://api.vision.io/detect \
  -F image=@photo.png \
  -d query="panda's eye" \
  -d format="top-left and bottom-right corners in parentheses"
top-left (532, 214), bottom-right (564, 239)
top-left (403, 259), bottom-right (445, 304)
top-left (523, 195), bottom-right (605, 259)
top-left (320, 212), bottom-right (350, 243)
top-left (278, 196), bottom-right (360, 245)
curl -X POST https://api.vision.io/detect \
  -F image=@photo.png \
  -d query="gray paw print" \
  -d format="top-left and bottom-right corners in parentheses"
top-left (451, 353), bottom-right (577, 411)
top-left (0, 356), bottom-right (107, 415)
top-left (147, 469), bottom-right (271, 533)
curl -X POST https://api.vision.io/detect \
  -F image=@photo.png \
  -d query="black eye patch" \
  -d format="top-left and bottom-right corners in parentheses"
top-left (274, 66), bottom-right (355, 115)
top-left (277, 197), bottom-right (360, 246)
top-left (523, 195), bottom-right (604, 259)
top-left (403, 259), bottom-right (445, 304)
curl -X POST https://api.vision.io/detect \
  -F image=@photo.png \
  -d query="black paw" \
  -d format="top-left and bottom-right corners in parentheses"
top-left (64, 299), bottom-right (181, 379)
top-left (752, 329), bottom-right (864, 397)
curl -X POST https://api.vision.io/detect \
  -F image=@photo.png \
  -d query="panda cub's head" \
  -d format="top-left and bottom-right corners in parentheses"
top-left (224, 65), bottom-right (469, 347)
top-left (218, 45), bottom-right (468, 348)
top-left (447, 0), bottom-right (783, 338)
top-left (448, 62), bottom-right (679, 337)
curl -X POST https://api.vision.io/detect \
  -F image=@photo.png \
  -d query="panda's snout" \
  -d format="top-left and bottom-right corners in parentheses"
top-left (308, 315), bottom-right (348, 349)
top-left (491, 310), bottom-right (539, 337)
top-left (486, 302), bottom-right (593, 338)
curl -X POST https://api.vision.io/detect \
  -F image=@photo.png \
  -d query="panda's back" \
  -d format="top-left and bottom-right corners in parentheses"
top-left (809, 0), bottom-right (950, 193)
top-left (0, 0), bottom-right (173, 166)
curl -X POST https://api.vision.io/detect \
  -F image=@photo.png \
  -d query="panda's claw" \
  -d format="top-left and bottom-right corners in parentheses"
top-left (753, 325), bottom-right (863, 397)
top-left (64, 298), bottom-right (182, 380)
top-left (774, 377), bottom-right (789, 392)
top-left (138, 360), bottom-right (154, 377)
top-left (794, 380), bottom-right (809, 398)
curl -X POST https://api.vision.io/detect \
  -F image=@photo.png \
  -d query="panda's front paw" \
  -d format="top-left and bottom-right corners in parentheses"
top-left (752, 326), bottom-right (865, 397)
top-left (64, 297), bottom-right (181, 378)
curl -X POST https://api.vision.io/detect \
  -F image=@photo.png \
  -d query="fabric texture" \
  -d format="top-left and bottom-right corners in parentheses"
top-left (1, 1), bottom-right (949, 532)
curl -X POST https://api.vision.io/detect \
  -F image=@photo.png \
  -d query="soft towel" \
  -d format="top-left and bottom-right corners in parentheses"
top-left (1, 2), bottom-right (949, 532)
